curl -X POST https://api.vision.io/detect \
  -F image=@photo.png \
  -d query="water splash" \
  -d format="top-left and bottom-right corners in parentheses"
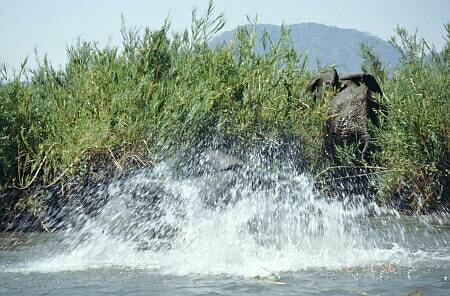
top-left (9, 154), bottom-right (450, 276)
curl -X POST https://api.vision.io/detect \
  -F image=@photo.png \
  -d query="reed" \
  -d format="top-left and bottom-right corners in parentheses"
top-left (0, 1), bottom-right (448, 215)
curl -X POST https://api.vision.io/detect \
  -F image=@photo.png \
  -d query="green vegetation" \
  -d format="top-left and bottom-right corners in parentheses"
top-left (374, 25), bottom-right (449, 210)
top-left (0, 1), bottom-right (448, 218)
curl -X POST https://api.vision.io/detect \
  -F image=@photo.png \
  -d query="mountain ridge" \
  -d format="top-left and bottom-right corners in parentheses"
top-left (211, 22), bottom-right (401, 73)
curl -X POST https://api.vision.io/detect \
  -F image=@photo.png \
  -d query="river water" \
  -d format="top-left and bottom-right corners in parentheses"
top-left (0, 161), bottom-right (449, 295)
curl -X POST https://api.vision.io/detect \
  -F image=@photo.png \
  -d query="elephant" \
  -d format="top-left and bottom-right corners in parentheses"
top-left (326, 83), bottom-right (372, 159)
top-left (338, 73), bottom-right (386, 130)
top-left (307, 71), bottom-right (385, 161)
top-left (306, 69), bottom-right (340, 103)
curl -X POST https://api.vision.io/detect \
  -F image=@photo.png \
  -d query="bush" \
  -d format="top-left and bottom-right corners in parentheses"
top-left (0, 2), bottom-right (448, 216)
top-left (373, 25), bottom-right (449, 211)
top-left (0, 1), bottom-right (319, 193)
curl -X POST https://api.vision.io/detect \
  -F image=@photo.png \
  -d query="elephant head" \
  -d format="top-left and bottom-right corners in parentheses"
top-left (325, 73), bottom-right (386, 161)
top-left (307, 69), bottom-right (340, 103)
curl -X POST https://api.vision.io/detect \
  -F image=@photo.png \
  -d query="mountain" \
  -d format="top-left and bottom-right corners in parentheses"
top-left (211, 23), bottom-right (401, 73)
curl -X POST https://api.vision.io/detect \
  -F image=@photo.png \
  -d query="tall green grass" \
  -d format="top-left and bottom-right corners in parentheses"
top-left (0, 2), bottom-right (315, 191)
top-left (0, 1), bottom-right (448, 214)
top-left (373, 25), bottom-right (449, 211)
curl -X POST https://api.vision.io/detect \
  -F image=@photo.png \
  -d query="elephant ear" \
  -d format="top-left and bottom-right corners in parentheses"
top-left (323, 69), bottom-right (340, 88)
top-left (307, 76), bottom-right (322, 93)
top-left (340, 73), bottom-right (383, 95)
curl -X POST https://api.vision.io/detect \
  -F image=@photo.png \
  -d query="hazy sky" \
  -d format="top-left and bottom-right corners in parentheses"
top-left (1, 0), bottom-right (449, 69)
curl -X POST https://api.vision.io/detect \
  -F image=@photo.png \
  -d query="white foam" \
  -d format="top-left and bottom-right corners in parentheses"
top-left (10, 163), bottom-right (449, 276)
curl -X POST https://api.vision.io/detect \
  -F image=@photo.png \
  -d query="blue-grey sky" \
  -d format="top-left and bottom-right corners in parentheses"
top-left (1, 0), bottom-right (449, 69)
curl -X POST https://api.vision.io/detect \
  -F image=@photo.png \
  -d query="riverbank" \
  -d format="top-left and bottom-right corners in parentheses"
top-left (0, 9), bottom-right (448, 228)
